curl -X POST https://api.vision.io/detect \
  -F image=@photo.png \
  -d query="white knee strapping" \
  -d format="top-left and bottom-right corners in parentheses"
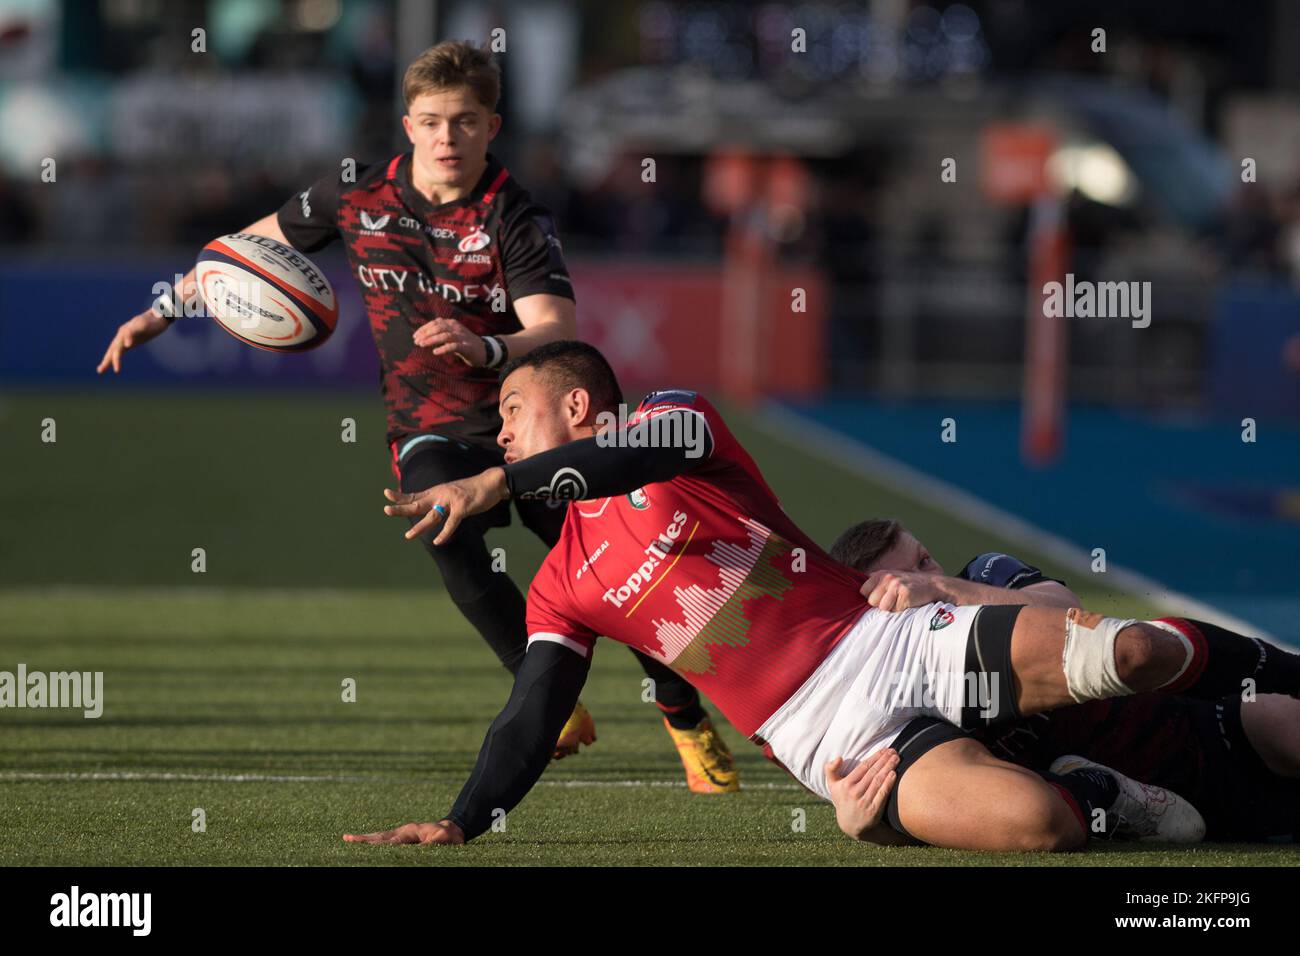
top-left (1061, 609), bottom-right (1136, 702)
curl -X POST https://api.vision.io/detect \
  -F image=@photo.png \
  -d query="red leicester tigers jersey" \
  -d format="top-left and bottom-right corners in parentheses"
top-left (277, 151), bottom-right (574, 446)
top-left (525, 390), bottom-right (870, 737)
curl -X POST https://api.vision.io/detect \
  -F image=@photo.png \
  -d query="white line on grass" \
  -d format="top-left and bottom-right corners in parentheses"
top-left (756, 402), bottom-right (1282, 644)
top-left (0, 771), bottom-right (803, 790)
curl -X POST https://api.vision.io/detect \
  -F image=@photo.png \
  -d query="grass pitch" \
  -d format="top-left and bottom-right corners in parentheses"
top-left (0, 390), bottom-right (1294, 865)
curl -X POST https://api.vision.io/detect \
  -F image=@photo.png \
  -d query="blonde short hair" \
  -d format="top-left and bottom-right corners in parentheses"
top-left (402, 40), bottom-right (500, 112)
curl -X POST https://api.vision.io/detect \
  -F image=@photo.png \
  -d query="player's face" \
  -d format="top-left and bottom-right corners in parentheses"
top-left (867, 531), bottom-right (945, 576)
top-left (402, 87), bottom-right (501, 189)
top-left (497, 367), bottom-right (585, 463)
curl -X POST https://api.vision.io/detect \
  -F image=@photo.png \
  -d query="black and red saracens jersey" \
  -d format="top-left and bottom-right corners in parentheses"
top-left (276, 151), bottom-right (575, 446)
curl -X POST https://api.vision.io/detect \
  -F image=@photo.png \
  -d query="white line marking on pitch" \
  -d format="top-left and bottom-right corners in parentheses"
top-left (0, 771), bottom-right (801, 790)
top-left (755, 402), bottom-right (1285, 644)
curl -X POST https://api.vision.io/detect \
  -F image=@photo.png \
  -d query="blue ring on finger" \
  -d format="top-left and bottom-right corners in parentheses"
top-left (433, 504), bottom-right (449, 517)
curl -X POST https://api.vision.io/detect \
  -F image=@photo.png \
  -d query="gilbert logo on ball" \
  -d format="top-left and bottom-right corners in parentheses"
top-left (196, 233), bottom-right (338, 351)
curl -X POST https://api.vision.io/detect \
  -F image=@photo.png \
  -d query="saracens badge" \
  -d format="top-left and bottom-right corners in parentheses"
top-left (458, 227), bottom-right (491, 253)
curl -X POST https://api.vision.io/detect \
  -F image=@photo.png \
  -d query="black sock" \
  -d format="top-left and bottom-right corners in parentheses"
top-left (630, 649), bottom-right (707, 729)
top-left (1042, 768), bottom-right (1120, 838)
top-left (659, 701), bottom-right (708, 730)
top-left (416, 516), bottom-right (531, 676)
top-left (1158, 618), bottom-right (1300, 700)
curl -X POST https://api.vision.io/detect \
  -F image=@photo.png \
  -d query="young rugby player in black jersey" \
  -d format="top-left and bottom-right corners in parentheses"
top-left (97, 41), bottom-right (736, 791)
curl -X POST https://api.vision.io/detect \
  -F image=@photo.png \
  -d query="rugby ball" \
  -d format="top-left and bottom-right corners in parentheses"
top-left (196, 233), bottom-right (338, 351)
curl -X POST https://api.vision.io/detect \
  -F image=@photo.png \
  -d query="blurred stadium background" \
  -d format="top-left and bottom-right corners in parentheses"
top-left (1, 0), bottom-right (1298, 864)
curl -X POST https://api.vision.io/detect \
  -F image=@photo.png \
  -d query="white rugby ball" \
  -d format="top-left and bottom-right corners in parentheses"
top-left (196, 233), bottom-right (338, 351)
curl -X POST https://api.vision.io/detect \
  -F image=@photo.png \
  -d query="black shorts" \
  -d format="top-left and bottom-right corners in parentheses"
top-left (883, 717), bottom-right (972, 840)
top-left (390, 432), bottom-right (568, 547)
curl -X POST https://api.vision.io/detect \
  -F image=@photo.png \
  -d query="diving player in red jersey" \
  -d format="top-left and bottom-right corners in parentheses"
top-left (826, 520), bottom-right (1300, 844)
top-left (343, 341), bottom-right (1300, 850)
top-left (95, 41), bottom-right (734, 789)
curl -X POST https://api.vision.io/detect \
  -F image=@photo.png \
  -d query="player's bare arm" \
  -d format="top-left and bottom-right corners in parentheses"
top-left (97, 212), bottom-right (290, 374)
top-left (836, 525), bottom-right (1080, 612)
top-left (502, 293), bottom-right (578, 355)
top-left (861, 570), bottom-right (1079, 612)
top-left (412, 294), bottom-right (576, 366)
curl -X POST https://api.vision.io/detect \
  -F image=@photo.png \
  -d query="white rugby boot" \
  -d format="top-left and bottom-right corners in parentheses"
top-left (1050, 754), bottom-right (1207, 844)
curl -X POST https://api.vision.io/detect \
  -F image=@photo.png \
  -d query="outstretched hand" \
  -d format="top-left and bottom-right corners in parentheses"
top-left (383, 467), bottom-right (509, 546)
top-left (97, 309), bottom-right (171, 374)
top-left (342, 820), bottom-right (465, 845)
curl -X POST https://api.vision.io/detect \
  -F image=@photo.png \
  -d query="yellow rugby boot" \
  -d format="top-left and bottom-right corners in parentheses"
top-left (664, 717), bottom-right (740, 793)
top-left (552, 700), bottom-right (597, 759)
